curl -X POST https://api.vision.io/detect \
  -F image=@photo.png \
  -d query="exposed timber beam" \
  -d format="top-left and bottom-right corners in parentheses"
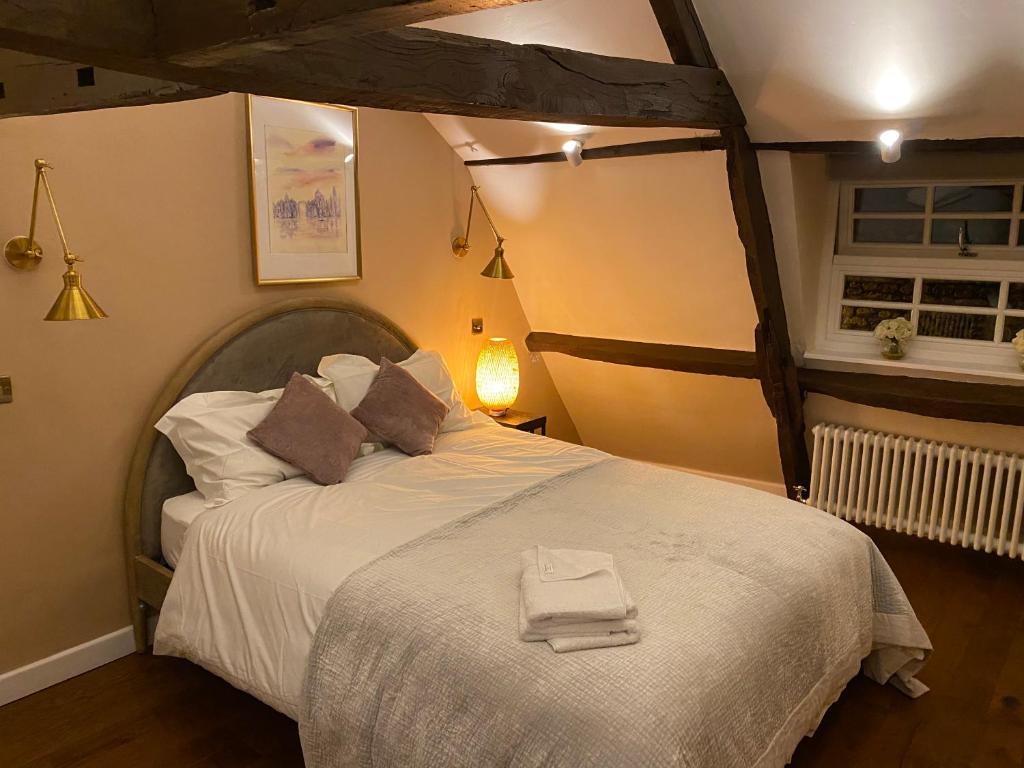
top-left (753, 137), bottom-right (1024, 155)
top-left (526, 332), bottom-right (759, 379)
top-left (798, 368), bottom-right (1024, 428)
top-left (464, 136), bottom-right (725, 167)
top-left (650, 0), bottom-right (810, 498)
top-left (0, 52), bottom-right (216, 119)
top-left (648, 0), bottom-right (716, 69)
top-left (0, 8), bottom-right (746, 129)
top-left (155, 0), bottom-right (543, 66)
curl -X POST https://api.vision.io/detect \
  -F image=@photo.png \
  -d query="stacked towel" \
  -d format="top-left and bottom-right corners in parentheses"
top-left (519, 546), bottom-right (640, 652)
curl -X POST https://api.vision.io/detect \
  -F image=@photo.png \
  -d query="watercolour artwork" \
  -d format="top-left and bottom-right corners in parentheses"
top-left (248, 96), bottom-right (360, 284)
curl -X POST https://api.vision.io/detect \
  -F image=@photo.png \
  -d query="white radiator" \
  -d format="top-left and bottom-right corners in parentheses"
top-left (809, 423), bottom-right (1024, 559)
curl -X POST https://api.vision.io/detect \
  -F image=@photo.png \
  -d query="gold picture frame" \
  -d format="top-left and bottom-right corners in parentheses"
top-left (246, 95), bottom-right (362, 285)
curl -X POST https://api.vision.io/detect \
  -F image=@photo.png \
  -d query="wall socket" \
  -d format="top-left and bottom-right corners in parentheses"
top-left (0, 376), bottom-right (11, 404)
top-left (471, 317), bottom-right (484, 335)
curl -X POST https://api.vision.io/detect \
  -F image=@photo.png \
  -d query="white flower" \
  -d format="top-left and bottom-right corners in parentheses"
top-left (874, 317), bottom-right (914, 342)
top-left (1013, 329), bottom-right (1024, 355)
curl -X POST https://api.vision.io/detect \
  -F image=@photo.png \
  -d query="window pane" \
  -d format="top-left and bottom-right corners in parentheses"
top-left (839, 305), bottom-right (911, 332)
top-left (931, 218), bottom-right (1011, 245)
top-left (920, 279), bottom-right (1000, 308)
top-left (1004, 316), bottom-right (1024, 343)
top-left (843, 275), bottom-right (914, 303)
top-left (918, 311), bottom-right (996, 341)
top-left (1009, 283), bottom-right (1024, 310)
top-left (933, 185), bottom-right (1014, 212)
top-left (854, 187), bottom-right (926, 213)
top-left (853, 219), bottom-right (924, 244)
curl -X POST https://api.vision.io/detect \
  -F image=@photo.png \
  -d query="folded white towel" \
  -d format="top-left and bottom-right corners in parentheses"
top-left (518, 593), bottom-right (638, 640)
top-left (519, 546), bottom-right (640, 652)
top-left (520, 546), bottom-right (637, 625)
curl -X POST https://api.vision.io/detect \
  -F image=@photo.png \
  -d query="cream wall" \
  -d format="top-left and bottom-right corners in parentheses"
top-left (469, 150), bottom-right (786, 488)
top-left (0, 93), bottom-right (578, 674)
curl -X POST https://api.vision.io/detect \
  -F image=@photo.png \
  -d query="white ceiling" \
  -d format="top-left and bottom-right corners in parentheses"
top-left (422, 0), bottom-right (1024, 151)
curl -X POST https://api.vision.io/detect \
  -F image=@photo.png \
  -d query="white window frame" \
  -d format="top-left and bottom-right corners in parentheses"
top-left (807, 180), bottom-right (1024, 383)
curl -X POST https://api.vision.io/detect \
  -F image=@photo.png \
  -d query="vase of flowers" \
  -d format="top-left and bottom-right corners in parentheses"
top-left (1013, 330), bottom-right (1024, 371)
top-left (873, 317), bottom-right (914, 360)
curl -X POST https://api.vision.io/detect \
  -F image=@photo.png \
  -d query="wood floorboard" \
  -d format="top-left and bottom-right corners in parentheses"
top-left (1, 525), bottom-right (1022, 767)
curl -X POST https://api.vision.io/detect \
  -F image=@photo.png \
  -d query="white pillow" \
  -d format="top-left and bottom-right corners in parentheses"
top-left (317, 349), bottom-right (474, 433)
top-left (155, 376), bottom-right (336, 508)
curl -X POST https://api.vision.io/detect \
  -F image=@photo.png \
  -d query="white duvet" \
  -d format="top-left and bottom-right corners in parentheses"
top-left (154, 415), bottom-right (606, 717)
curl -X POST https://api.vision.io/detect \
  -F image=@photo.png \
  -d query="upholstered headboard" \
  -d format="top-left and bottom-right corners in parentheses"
top-left (124, 298), bottom-right (416, 563)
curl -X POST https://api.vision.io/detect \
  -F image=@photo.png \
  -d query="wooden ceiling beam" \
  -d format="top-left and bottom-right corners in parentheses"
top-left (526, 332), bottom-right (759, 379)
top-left (0, 6), bottom-right (745, 129)
top-left (0, 52), bottom-right (216, 119)
top-left (464, 136), bottom-right (725, 167)
top-left (798, 368), bottom-right (1024, 428)
top-left (155, 0), bottom-right (543, 66)
top-left (754, 137), bottom-right (1024, 154)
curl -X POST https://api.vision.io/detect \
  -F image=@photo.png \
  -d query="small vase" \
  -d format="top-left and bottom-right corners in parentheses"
top-left (881, 338), bottom-right (905, 360)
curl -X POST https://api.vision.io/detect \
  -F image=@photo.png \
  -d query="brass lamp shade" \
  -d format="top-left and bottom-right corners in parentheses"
top-left (481, 244), bottom-right (514, 279)
top-left (44, 267), bottom-right (107, 321)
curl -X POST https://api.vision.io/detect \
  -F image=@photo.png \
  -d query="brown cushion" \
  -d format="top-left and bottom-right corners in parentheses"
top-left (248, 372), bottom-right (368, 485)
top-left (351, 358), bottom-right (450, 456)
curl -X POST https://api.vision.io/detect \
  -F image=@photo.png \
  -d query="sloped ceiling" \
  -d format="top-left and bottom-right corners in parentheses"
top-left (417, 0), bottom-right (1023, 488)
top-left (423, 0), bottom-right (1024, 147)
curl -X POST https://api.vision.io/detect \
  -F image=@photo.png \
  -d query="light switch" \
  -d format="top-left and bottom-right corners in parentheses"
top-left (471, 318), bottom-right (484, 335)
top-left (0, 376), bottom-right (11, 404)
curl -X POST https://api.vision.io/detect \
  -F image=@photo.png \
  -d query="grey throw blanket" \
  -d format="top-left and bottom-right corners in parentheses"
top-left (300, 459), bottom-right (930, 768)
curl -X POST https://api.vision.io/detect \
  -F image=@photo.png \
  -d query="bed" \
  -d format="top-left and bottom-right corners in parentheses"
top-left (124, 298), bottom-right (931, 768)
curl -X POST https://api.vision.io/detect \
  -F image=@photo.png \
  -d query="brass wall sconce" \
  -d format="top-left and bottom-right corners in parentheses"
top-left (4, 158), bottom-right (107, 320)
top-left (452, 185), bottom-right (514, 279)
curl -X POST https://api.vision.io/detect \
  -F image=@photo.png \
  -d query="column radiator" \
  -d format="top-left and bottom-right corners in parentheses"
top-left (809, 423), bottom-right (1024, 559)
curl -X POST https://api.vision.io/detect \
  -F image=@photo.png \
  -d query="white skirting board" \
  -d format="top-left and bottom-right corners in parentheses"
top-left (0, 625), bottom-right (135, 707)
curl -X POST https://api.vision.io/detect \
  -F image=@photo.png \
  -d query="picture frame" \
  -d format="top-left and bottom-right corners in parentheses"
top-left (246, 95), bottom-right (362, 285)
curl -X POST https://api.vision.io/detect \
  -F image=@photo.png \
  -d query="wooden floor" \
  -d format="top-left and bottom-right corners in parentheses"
top-left (2, 526), bottom-right (1023, 767)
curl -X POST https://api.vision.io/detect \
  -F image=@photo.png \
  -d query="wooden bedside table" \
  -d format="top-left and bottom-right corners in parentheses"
top-left (478, 408), bottom-right (547, 435)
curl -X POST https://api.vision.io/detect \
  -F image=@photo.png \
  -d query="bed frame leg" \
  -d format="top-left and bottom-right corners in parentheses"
top-left (131, 600), bottom-right (149, 653)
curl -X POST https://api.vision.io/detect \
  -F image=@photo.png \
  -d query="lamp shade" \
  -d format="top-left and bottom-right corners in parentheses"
top-left (44, 267), bottom-right (107, 321)
top-left (480, 243), bottom-right (514, 279)
top-left (476, 337), bottom-right (519, 416)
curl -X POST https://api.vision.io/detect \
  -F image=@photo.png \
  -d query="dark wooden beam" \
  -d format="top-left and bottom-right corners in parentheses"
top-left (798, 368), bottom-right (1024, 428)
top-left (649, 0), bottom-right (810, 498)
top-left (526, 332), bottom-right (759, 379)
top-left (648, 0), bottom-right (717, 68)
top-left (723, 127), bottom-right (811, 496)
top-left (464, 136), bottom-right (725, 167)
top-left (753, 137), bottom-right (1024, 155)
top-left (0, 10), bottom-right (745, 129)
top-left (0, 52), bottom-right (216, 119)
top-left (155, 0), bottom-right (541, 66)
top-left (215, 29), bottom-right (744, 128)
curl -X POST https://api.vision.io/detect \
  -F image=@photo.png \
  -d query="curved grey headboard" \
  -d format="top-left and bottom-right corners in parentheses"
top-left (124, 298), bottom-right (416, 562)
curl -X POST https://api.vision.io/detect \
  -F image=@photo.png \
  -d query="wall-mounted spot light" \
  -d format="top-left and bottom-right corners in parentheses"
top-left (4, 158), bottom-right (107, 320)
top-left (452, 185), bottom-right (514, 279)
top-left (562, 138), bottom-right (584, 167)
top-left (879, 129), bottom-right (902, 163)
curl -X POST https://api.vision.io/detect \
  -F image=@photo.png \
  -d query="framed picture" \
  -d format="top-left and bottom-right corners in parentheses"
top-left (247, 95), bottom-right (361, 285)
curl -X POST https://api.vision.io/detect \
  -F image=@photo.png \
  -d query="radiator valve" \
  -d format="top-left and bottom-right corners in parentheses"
top-left (792, 485), bottom-right (809, 504)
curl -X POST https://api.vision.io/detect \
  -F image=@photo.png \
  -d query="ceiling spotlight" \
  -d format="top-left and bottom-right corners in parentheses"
top-left (562, 138), bottom-right (584, 167)
top-left (878, 129), bottom-right (902, 163)
top-left (874, 70), bottom-right (912, 111)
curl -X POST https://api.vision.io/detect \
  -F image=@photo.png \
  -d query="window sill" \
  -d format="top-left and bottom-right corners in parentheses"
top-left (802, 349), bottom-right (1024, 386)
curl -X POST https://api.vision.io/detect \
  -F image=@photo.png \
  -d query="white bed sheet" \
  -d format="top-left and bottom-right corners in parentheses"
top-left (154, 415), bottom-right (606, 717)
top-left (161, 491), bottom-right (206, 568)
